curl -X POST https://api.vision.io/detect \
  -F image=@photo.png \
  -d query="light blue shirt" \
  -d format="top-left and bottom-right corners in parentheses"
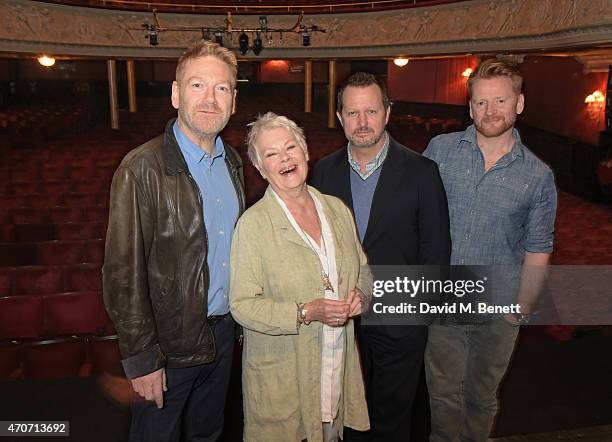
top-left (173, 123), bottom-right (239, 316)
top-left (424, 124), bottom-right (557, 266)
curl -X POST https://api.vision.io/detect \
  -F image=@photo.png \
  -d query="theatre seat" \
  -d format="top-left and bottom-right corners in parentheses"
top-left (0, 224), bottom-right (15, 242)
top-left (43, 292), bottom-right (107, 337)
top-left (0, 295), bottom-right (44, 340)
top-left (37, 240), bottom-right (84, 265)
top-left (50, 207), bottom-right (85, 223)
top-left (89, 337), bottom-right (124, 377)
top-left (54, 222), bottom-right (105, 241)
top-left (83, 239), bottom-right (105, 263)
top-left (15, 266), bottom-right (64, 295)
top-left (0, 267), bottom-right (15, 296)
top-left (64, 263), bottom-right (102, 292)
top-left (22, 339), bottom-right (88, 379)
top-left (63, 193), bottom-right (98, 208)
top-left (0, 343), bottom-right (23, 380)
top-left (14, 223), bottom-right (55, 243)
top-left (10, 208), bottom-right (49, 224)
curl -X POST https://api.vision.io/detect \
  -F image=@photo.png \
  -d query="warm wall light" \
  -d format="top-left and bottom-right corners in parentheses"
top-left (393, 57), bottom-right (409, 67)
top-left (585, 90), bottom-right (606, 122)
top-left (462, 67), bottom-right (473, 78)
top-left (37, 55), bottom-right (56, 67)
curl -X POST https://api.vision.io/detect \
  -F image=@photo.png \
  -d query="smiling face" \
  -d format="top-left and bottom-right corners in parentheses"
top-left (171, 55), bottom-right (236, 145)
top-left (255, 126), bottom-right (309, 196)
top-left (469, 76), bottom-right (524, 139)
top-left (338, 83), bottom-right (390, 151)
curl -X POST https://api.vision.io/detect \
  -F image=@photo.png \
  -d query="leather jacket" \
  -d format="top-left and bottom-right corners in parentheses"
top-left (103, 119), bottom-right (245, 379)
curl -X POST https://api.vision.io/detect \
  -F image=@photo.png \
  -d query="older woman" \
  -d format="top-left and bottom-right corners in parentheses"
top-left (229, 112), bottom-right (372, 442)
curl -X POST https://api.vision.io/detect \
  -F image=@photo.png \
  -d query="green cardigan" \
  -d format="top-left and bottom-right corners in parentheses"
top-left (230, 185), bottom-right (372, 442)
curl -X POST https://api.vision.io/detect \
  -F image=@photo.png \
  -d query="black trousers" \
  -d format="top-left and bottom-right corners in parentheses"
top-left (129, 315), bottom-right (235, 442)
top-left (345, 325), bottom-right (429, 442)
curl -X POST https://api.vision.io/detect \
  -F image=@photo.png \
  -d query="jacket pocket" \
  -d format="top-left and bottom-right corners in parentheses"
top-left (243, 354), bottom-right (301, 424)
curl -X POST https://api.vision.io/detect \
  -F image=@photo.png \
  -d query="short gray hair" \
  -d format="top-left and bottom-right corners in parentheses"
top-left (246, 112), bottom-right (308, 169)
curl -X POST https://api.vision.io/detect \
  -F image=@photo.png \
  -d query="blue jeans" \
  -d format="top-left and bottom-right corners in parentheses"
top-left (425, 319), bottom-right (519, 442)
top-left (129, 315), bottom-right (235, 442)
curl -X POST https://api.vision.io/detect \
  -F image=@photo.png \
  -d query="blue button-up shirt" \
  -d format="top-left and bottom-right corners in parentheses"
top-left (424, 124), bottom-right (557, 266)
top-left (174, 123), bottom-right (239, 316)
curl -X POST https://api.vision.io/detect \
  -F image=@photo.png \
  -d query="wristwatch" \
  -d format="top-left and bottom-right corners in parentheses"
top-left (297, 303), bottom-right (310, 326)
top-left (512, 312), bottom-right (530, 325)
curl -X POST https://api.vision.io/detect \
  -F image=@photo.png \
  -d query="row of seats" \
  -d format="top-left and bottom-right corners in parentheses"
top-left (0, 206), bottom-right (108, 225)
top-left (1, 264), bottom-right (102, 296)
top-left (0, 336), bottom-right (122, 380)
top-left (0, 192), bottom-right (109, 209)
top-left (0, 221), bottom-right (105, 243)
top-left (0, 166), bottom-right (116, 184)
top-left (0, 239), bottom-right (104, 267)
top-left (0, 291), bottom-right (113, 340)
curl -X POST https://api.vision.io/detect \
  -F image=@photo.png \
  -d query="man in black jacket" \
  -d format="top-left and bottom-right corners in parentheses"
top-left (310, 72), bottom-right (451, 441)
top-left (103, 40), bottom-right (245, 442)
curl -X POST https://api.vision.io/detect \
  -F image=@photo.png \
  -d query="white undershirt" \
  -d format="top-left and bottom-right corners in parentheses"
top-left (272, 189), bottom-right (345, 423)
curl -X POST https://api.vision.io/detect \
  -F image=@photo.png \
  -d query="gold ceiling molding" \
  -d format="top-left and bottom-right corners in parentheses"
top-left (0, 0), bottom-right (610, 59)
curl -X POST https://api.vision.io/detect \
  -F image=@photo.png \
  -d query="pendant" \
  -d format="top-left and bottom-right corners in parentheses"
top-left (322, 272), bottom-right (334, 292)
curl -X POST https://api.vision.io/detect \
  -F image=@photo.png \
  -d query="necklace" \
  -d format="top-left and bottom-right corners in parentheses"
top-left (299, 213), bottom-right (335, 293)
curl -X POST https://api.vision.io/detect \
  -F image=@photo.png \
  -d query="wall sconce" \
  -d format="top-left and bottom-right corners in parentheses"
top-left (393, 57), bottom-right (409, 67)
top-left (38, 55), bottom-right (56, 67)
top-left (585, 90), bottom-right (605, 122)
top-left (462, 67), bottom-right (473, 79)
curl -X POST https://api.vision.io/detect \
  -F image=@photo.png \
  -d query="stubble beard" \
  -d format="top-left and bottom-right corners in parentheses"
top-left (348, 127), bottom-right (385, 149)
top-left (179, 106), bottom-right (230, 141)
top-left (474, 115), bottom-right (516, 138)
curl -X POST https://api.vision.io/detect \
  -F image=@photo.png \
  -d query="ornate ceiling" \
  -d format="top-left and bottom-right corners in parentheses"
top-left (1, 0), bottom-right (611, 62)
top-left (35, 0), bottom-right (468, 15)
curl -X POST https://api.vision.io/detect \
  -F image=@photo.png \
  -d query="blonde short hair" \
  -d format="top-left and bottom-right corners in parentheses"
top-left (468, 59), bottom-right (523, 97)
top-left (246, 112), bottom-right (308, 169)
top-left (176, 40), bottom-right (237, 88)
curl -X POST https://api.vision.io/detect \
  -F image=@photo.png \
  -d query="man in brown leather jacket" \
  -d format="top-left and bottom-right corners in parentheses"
top-left (103, 40), bottom-right (245, 442)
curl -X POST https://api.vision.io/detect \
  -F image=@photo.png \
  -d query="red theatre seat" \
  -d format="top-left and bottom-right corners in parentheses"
top-left (89, 337), bottom-right (124, 376)
top-left (50, 207), bottom-right (85, 223)
top-left (63, 193), bottom-right (97, 208)
top-left (54, 222), bottom-right (104, 241)
top-left (43, 292), bottom-right (107, 337)
top-left (10, 208), bottom-right (49, 224)
top-left (0, 267), bottom-right (15, 296)
top-left (83, 239), bottom-right (105, 263)
top-left (37, 240), bottom-right (84, 265)
top-left (14, 223), bottom-right (54, 243)
top-left (22, 339), bottom-right (88, 379)
top-left (64, 263), bottom-right (102, 292)
top-left (0, 343), bottom-right (23, 380)
top-left (0, 295), bottom-right (44, 340)
top-left (15, 266), bottom-right (64, 295)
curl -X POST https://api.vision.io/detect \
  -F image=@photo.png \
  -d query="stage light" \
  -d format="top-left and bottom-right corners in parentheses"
top-left (302, 32), bottom-right (310, 47)
top-left (215, 32), bottom-right (224, 46)
top-left (147, 30), bottom-right (158, 46)
top-left (462, 67), bottom-right (473, 78)
top-left (37, 55), bottom-right (56, 67)
top-left (239, 33), bottom-right (249, 55)
top-left (253, 32), bottom-right (263, 55)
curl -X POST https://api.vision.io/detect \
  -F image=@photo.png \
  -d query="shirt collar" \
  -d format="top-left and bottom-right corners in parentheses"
top-left (173, 121), bottom-right (226, 164)
top-left (460, 124), bottom-right (524, 159)
top-left (347, 131), bottom-right (389, 180)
